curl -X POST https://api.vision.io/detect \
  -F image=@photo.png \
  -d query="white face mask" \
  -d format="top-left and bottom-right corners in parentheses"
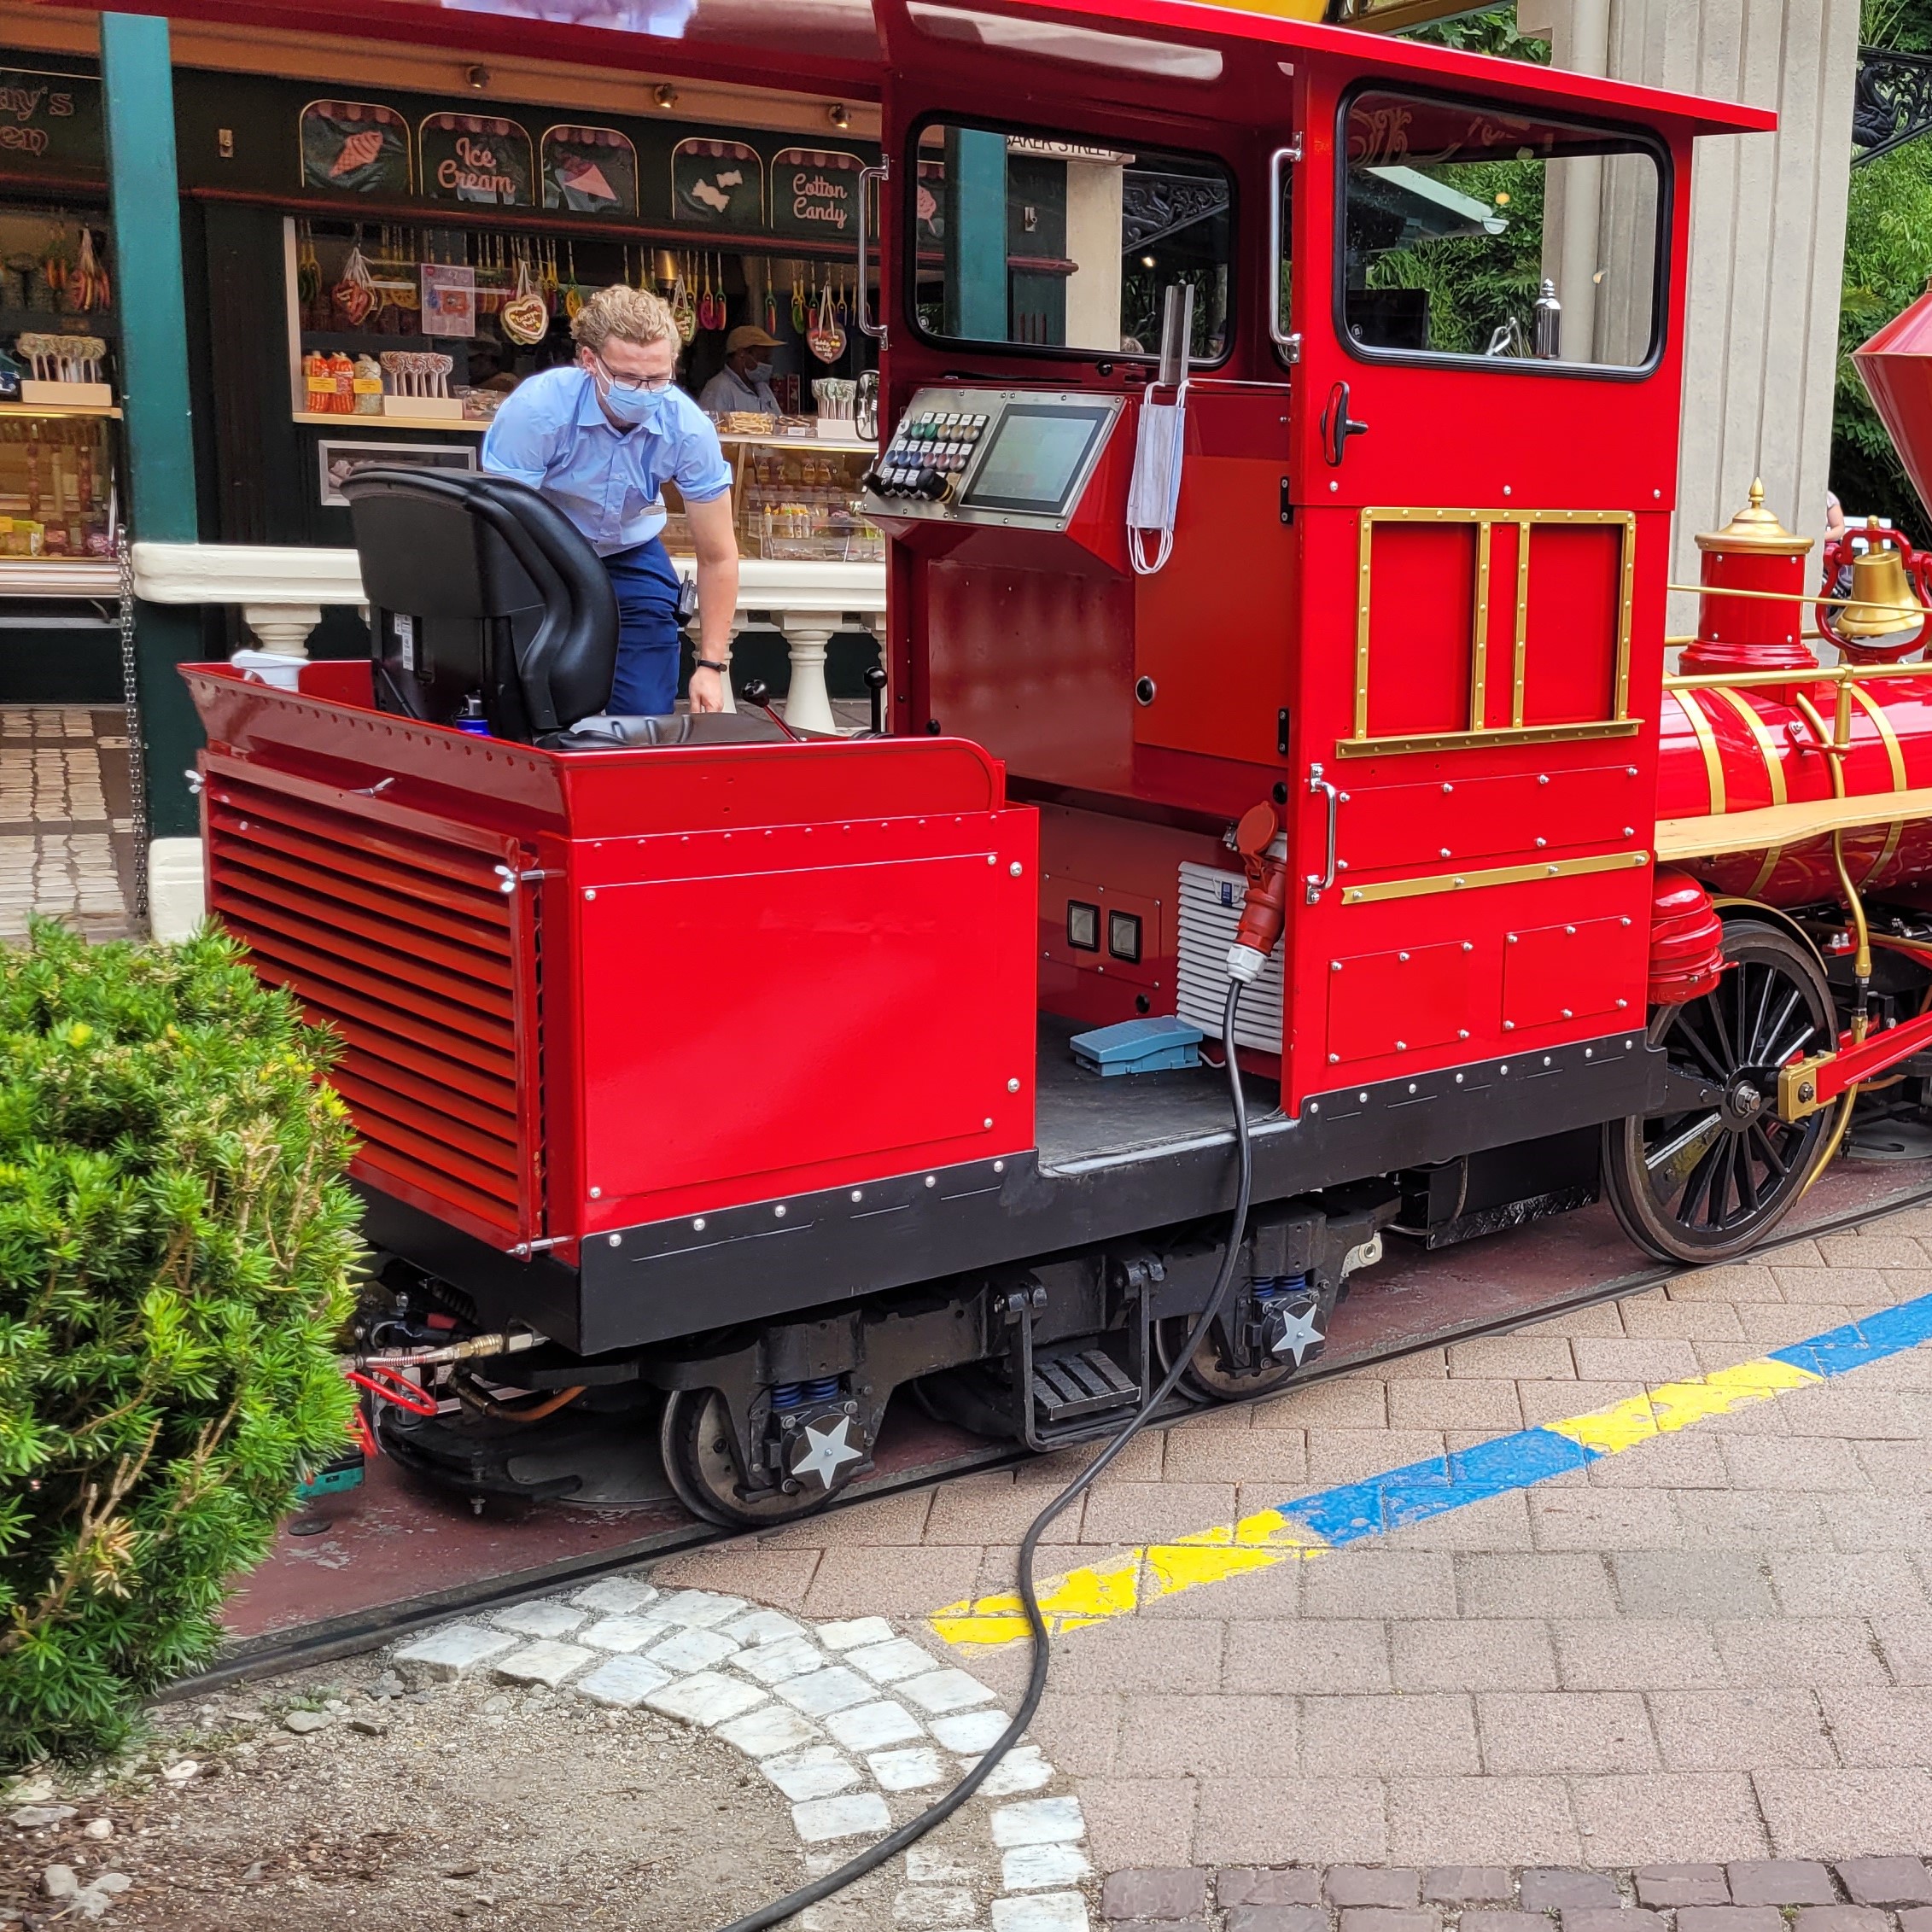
top-left (745, 361), bottom-right (774, 384)
top-left (590, 355), bottom-right (668, 428)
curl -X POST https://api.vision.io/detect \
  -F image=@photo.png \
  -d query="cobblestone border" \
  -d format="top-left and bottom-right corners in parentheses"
top-left (1096, 1861), bottom-right (1932, 1932)
top-left (392, 1579), bottom-right (1092, 1932)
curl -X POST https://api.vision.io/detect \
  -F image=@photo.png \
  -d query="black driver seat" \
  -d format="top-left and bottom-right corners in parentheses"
top-left (339, 465), bottom-right (787, 751)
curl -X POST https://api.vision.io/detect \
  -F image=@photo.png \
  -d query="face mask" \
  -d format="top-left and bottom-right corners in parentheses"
top-left (590, 359), bottom-right (668, 428)
top-left (746, 361), bottom-right (774, 383)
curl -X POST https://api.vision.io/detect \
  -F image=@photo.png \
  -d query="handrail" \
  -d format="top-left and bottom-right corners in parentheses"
top-left (1666, 578), bottom-right (1932, 617)
top-left (1665, 660), bottom-right (1932, 692)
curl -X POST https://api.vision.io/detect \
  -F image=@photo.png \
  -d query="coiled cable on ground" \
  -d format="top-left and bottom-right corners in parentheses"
top-left (714, 978), bottom-right (1256, 1932)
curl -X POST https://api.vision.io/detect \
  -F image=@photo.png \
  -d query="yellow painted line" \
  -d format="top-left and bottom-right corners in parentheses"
top-left (1542, 1357), bottom-right (1821, 1455)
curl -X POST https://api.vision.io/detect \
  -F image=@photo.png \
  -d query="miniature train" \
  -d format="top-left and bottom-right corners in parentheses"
top-left (183, 0), bottom-right (1932, 1526)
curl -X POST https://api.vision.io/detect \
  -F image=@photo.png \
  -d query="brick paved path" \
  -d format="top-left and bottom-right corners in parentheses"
top-left (650, 1209), bottom-right (1932, 1874)
top-left (0, 704), bottom-right (136, 940)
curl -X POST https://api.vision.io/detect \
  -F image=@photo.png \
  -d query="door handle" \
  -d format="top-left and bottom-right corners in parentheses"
top-left (1320, 381), bottom-right (1369, 468)
top-left (1305, 762), bottom-right (1340, 904)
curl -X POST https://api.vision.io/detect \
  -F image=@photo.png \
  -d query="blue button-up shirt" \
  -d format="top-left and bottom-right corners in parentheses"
top-left (480, 364), bottom-right (733, 556)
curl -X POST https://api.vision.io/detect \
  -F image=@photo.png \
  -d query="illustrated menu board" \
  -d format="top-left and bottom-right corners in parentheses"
top-left (769, 149), bottom-right (866, 242)
top-left (542, 125), bottom-right (639, 215)
top-left (0, 68), bottom-right (102, 178)
top-left (300, 100), bottom-right (410, 196)
top-left (420, 113), bottom-right (532, 206)
top-left (671, 138), bottom-right (763, 230)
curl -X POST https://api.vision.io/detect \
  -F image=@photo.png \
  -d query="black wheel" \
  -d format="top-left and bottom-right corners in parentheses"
top-left (1603, 919), bottom-right (1835, 1264)
top-left (657, 1389), bottom-right (836, 1529)
top-left (1153, 1305), bottom-right (1309, 1402)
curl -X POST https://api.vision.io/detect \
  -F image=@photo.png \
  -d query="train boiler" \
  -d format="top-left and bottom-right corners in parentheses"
top-left (178, 0), bottom-right (1932, 1527)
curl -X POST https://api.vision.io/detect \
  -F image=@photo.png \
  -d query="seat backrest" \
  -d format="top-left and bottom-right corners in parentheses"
top-left (341, 467), bottom-right (618, 739)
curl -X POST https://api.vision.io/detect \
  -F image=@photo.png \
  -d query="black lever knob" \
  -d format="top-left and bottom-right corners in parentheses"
top-left (861, 470), bottom-right (887, 496)
top-left (863, 663), bottom-right (888, 736)
top-left (742, 678), bottom-right (771, 707)
top-left (913, 467), bottom-right (948, 502)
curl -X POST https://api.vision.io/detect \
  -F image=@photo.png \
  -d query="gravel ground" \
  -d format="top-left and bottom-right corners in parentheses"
top-left (0, 1655), bottom-right (804, 1931)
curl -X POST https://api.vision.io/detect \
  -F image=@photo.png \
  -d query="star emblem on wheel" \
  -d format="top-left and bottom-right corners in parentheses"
top-left (1270, 1300), bottom-right (1326, 1367)
top-left (791, 1415), bottom-right (866, 1490)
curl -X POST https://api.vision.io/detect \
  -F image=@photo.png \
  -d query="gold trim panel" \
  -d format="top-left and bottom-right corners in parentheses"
top-left (1350, 505), bottom-right (1638, 759)
top-left (1672, 688), bottom-right (1725, 816)
top-left (1339, 849), bottom-right (1650, 906)
top-left (1655, 786), bottom-right (1932, 861)
top-left (1335, 720), bottom-right (1642, 760)
top-left (1848, 680), bottom-right (1908, 884)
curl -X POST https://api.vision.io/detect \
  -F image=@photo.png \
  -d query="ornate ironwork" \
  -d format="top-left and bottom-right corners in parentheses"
top-left (1854, 46), bottom-right (1932, 166)
top-left (1121, 172), bottom-right (1229, 253)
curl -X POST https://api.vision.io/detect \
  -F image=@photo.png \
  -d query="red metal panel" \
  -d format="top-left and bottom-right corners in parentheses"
top-left (1364, 522), bottom-right (1479, 740)
top-left (571, 808), bottom-right (1039, 1229)
top-left (1326, 941), bottom-right (1475, 1067)
top-left (1502, 915), bottom-right (1643, 1034)
top-left (1337, 766), bottom-right (1645, 877)
top-left (1524, 525), bottom-right (1624, 727)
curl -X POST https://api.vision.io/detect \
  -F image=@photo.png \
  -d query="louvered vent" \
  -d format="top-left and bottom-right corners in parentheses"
top-left (1175, 861), bottom-right (1285, 1054)
top-left (204, 773), bottom-right (536, 1246)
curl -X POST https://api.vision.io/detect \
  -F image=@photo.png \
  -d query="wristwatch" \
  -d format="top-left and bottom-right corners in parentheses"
top-left (693, 658), bottom-right (732, 676)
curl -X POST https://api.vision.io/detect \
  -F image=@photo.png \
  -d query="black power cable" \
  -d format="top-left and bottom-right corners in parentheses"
top-left (715, 979), bottom-right (1256, 1932)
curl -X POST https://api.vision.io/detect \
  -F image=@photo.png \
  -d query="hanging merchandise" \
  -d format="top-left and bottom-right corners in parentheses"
top-left (834, 267), bottom-right (849, 330)
top-left (71, 229), bottom-right (108, 312)
top-left (670, 254), bottom-right (697, 343)
top-left (763, 273), bottom-right (780, 339)
top-left (791, 262), bottom-right (807, 333)
top-left (499, 252), bottom-right (550, 346)
top-left (808, 275), bottom-right (845, 363)
top-left (698, 252), bottom-right (717, 332)
top-left (333, 236), bottom-right (377, 327)
top-left (421, 260), bottom-right (476, 337)
top-left (540, 238), bottom-right (560, 312)
top-left (563, 241), bottom-right (585, 321)
top-left (296, 224), bottom-right (322, 319)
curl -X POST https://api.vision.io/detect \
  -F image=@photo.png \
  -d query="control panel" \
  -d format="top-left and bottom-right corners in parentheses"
top-left (864, 388), bottom-right (1124, 531)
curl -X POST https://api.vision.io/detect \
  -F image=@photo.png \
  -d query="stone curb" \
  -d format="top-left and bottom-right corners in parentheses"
top-left (393, 1579), bottom-right (1091, 1932)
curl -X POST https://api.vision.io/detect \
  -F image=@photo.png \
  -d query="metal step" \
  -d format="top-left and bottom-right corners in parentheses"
top-left (1031, 1348), bottom-right (1140, 1427)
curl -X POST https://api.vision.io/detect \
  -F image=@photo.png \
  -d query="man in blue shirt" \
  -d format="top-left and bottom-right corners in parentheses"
top-left (482, 284), bottom-right (738, 715)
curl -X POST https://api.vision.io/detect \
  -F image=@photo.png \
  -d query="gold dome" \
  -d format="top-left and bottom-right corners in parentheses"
top-left (1694, 478), bottom-right (1814, 555)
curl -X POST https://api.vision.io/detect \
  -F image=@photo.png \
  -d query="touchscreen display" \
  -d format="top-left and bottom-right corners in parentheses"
top-left (965, 406), bottom-right (1109, 514)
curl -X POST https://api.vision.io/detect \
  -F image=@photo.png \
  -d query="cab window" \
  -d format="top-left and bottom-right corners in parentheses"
top-left (1340, 87), bottom-right (1665, 372)
top-left (912, 120), bottom-right (1233, 363)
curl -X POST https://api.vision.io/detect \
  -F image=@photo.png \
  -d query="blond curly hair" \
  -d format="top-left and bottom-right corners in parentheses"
top-left (570, 283), bottom-right (677, 354)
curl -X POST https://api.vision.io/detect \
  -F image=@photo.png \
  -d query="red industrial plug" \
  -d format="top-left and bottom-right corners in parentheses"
top-left (1228, 801), bottom-right (1287, 984)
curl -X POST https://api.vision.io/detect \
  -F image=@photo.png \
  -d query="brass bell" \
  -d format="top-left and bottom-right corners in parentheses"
top-left (1836, 534), bottom-right (1923, 640)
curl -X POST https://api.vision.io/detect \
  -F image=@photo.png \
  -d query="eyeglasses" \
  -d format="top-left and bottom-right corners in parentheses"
top-left (594, 353), bottom-right (674, 394)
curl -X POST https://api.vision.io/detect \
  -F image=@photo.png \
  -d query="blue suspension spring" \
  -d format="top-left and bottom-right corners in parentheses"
top-left (1251, 1272), bottom-right (1310, 1306)
top-left (769, 1375), bottom-right (841, 1412)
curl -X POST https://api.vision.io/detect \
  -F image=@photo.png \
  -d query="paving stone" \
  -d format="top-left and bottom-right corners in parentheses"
top-left (1100, 1869), bottom-right (1210, 1920)
top-left (1387, 1777), bottom-right (1580, 1865)
top-left (868, 1746), bottom-right (948, 1792)
top-left (1006, 1844), bottom-right (1092, 1891)
top-left (991, 1796), bottom-right (1086, 1847)
top-left (649, 1626), bottom-right (739, 1674)
top-left (978, 1747), bottom-right (1055, 1796)
top-left (1521, 1872), bottom-right (1620, 1911)
top-left (1226, 1910), bottom-right (1328, 1932)
top-left (900, 1667), bottom-right (998, 1714)
top-left (1327, 1869), bottom-right (1421, 1907)
top-left (1392, 1620), bottom-right (1557, 1692)
top-left (1900, 1912), bottom-right (1932, 1932)
top-left (652, 1588), bottom-right (749, 1628)
top-left (1457, 1554), bottom-right (1618, 1618)
top-left (928, 1707), bottom-right (1007, 1753)
top-left (1631, 1868), bottom-right (1731, 1908)
top-left (487, 1600), bottom-right (588, 1640)
top-left (1675, 1912), bottom-right (1784, 1932)
top-left (1725, 1864), bottom-right (1837, 1907)
top-left (733, 1637), bottom-right (828, 1685)
top-left (816, 1616), bottom-right (898, 1650)
top-left (577, 1614), bottom-right (668, 1655)
top-left (893, 1888), bottom-right (979, 1928)
top-left (792, 1791), bottom-right (892, 1843)
top-left (1461, 1915), bottom-right (1550, 1932)
top-left (725, 1608), bottom-right (808, 1646)
top-left (761, 1743), bottom-right (860, 1801)
top-left (715, 1703), bottom-right (821, 1759)
top-left (645, 1670), bottom-right (768, 1727)
top-left (1836, 1861), bottom-right (1932, 1907)
top-left (1793, 1912), bottom-right (1893, 1932)
top-left (1217, 1871), bottom-right (1322, 1908)
top-left (824, 1701), bottom-right (925, 1751)
top-left (847, 1637), bottom-right (946, 1684)
top-left (775, 1666), bottom-right (878, 1717)
top-left (1421, 1868), bottom-right (1511, 1904)
top-left (1610, 1552), bottom-right (1776, 1620)
top-left (1647, 1689), bottom-right (1836, 1771)
top-left (574, 1655), bottom-right (674, 1707)
top-left (391, 1623), bottom-right (517, 1681)
top-left (1561, 1913), bottom-right (1666, 1932)
top-left (493, 1640), bottom-right (592, 1687)
top-left (1476, 1691), bottom-right (1656, 1775)
top-left (1339, 1911), bottom-right (1438, 1932)
top-left (989, 1895), bottom-right (1089, 1932)
top-left (1303, 1695), bottom-right (1478, 1777)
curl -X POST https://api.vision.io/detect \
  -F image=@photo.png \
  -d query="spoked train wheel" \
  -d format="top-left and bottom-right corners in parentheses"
top-left (658, 1388), bottom-right (838, 1529)
top-left (1153, 1315), bottom-right (1302, 1402)
top-left (1603, 919), bottom-right (1835, 1265)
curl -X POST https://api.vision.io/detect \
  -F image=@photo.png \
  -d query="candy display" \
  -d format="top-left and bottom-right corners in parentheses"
top-left (379, 350), bottom-right (455, 401)
top-left (499, 256), bottom-right (550, 347)
top-left (18, 333), bottom-right (106, 387)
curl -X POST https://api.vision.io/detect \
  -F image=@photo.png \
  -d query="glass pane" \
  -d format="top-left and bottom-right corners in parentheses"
top-left (913, 123), bottom-right (1232, 359)
top-left (1341, 90), bottom-right (1661, 370)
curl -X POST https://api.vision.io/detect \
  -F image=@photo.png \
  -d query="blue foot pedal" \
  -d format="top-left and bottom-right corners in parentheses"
top-left (1070, 1015), bottom-right (1204, 1076)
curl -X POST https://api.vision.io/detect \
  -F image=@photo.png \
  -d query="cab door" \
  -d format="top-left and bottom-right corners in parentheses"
top-left (1279, 73), bottom-right (1684, 1116)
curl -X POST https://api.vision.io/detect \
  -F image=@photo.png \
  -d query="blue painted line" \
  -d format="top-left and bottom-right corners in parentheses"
top-left (1771, 1293), bottom-right (1932, 1380)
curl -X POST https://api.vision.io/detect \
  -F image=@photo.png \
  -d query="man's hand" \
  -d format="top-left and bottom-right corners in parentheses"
top-left (685, 491), bottom-right (742, 712)
top-left (688, 666), bottom-right (727, 714)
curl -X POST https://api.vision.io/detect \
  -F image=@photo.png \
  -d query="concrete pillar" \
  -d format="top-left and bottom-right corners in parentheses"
top-left (1522, 0), bottom-right (1859, 629)
top-left (1065, 160), bottom-right (1125, 353)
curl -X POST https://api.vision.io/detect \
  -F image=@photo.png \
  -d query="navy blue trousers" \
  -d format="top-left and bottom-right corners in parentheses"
top-left (603, 537), bottom-right (683, 716)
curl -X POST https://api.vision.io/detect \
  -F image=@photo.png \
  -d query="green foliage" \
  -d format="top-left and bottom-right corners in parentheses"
top-left (1404, 7), bottom-right (1551, 62)
top-left (0, 919), bottom-right (361, 1766)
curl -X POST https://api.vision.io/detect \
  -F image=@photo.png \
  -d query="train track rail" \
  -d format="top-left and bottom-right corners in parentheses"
top-left (170, 1175), bottom-right (1932, 1698)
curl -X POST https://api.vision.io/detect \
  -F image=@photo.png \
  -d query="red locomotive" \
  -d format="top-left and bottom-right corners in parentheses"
top-left (175, 0), bottom-right (1932, 1526)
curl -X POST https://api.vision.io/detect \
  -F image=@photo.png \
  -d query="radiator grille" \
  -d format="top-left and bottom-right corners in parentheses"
top-left (1175, 861), bottom-right (1285, 1054)
top-left (204, 773), bottom-right (535, 1245)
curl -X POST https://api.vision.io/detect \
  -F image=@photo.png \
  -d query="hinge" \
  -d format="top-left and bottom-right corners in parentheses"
top-left (1281, 332), bottom-right (1303, 364)
top-left (1285, 134), bottom-right (1303, 162)
top-left (1279, 477), bottom-right (1293, 524)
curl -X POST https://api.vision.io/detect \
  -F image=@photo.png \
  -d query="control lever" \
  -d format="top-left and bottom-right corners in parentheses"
top-left (1320, 381), bottom-right (1369, 468)
top-left (864, 663), bottom-right (888, 735)
top-left (740, 678), bottom-right (803, 742)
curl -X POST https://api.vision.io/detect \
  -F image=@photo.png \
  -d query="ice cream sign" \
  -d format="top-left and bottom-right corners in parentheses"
top-left (770, 150), bottom-right (864, 242)
top-left (421, 114), bottom-right (533, 207)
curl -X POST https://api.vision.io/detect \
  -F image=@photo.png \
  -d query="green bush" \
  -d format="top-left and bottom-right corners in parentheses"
top-left (0, 919), bottom-right (361, 1766)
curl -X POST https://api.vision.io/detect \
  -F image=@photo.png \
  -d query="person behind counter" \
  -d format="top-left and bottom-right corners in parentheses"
top-left (481, 284), bottom-right (738, 715)
top-left (698, 323), bottom-right (783, 417)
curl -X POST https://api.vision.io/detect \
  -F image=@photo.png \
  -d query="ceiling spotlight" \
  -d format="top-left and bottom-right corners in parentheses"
top-left (464, 64), bottom-right (490, 90)
top-left (1141, 254), bottom-right (1156, 267)
top-left (827, 102), bottom-right (851, 130)
top-left (655, 83), bottom-right (680, 108)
